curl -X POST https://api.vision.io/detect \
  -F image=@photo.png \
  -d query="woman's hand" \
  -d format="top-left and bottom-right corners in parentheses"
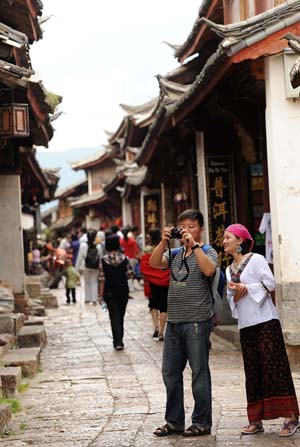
top-left (228, 281), bottom-right (248, 302)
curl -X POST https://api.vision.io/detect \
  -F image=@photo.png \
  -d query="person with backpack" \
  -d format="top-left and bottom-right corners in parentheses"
top-left (223, 223), bottom-right (299, 437)
top-left (98, 235), bottom-right (133, 350)
top-left (75, 229), bottom-right (103, 304)
top-left (150, 209), bottom-right (218, 438)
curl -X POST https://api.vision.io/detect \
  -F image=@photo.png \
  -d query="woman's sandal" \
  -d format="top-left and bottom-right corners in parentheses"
top-left (153, 423), bottom-right (184, 437)
top-left (241, 422), bottom-right (264, 435)
top-left (182, 425), bottom-right (211, 437)
top-left (279, 420), bottom-right (300, 437)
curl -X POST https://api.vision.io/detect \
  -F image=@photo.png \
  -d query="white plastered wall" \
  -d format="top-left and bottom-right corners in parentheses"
top-left (265, 53), bottom-right (300, 336)
top-left (0, 175), bottom-right (25, 293)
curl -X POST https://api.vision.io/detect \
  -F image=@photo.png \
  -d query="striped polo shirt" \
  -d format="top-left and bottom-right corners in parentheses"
top-left (164, 246), bottom-right (218, 323)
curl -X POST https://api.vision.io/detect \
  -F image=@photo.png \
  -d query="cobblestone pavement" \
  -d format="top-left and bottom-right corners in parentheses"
top-left (3, 284), bottom-right (300, 446)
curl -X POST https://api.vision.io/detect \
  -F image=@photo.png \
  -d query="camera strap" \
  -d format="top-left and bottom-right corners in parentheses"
top-left (167, 240), bottom-right (189, 282)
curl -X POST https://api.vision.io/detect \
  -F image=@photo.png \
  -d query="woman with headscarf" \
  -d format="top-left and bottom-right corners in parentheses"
top-left (223, 223), bottom-right (299, 437)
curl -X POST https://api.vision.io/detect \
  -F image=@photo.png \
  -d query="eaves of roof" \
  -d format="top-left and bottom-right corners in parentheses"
top-left (104, 172), bottom-right (125, 194)
top-left (50, 215), bottom-right (75, 231)
top-left (70, 190), bottom-right (107, 208)
top-left (108, 117), bottom-right (129, 144)
top-left (174, 0), bottom-right (219, 62)
top-left (55, 178), bottom-right (87, 200)
top-left (0, 59), bottom-right (37, 87)
top-left (71, 146), bottom-right (115, 171)
top-left (0, 0), bottom-right (44, 42)
top-left (124, 165), bottom-right (147, 186)
top-left (41, 203), bottom-right (58, 219)
top-left (137, 1), bottom-right (300, 165)
top-left (135, 104), bottom-right (168, 166)
top-left (0, 21), bottom-right (28, 47)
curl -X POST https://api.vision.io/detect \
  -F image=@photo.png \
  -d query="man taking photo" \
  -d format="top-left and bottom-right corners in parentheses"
top-left (150, 208), bottom-right (217, 438)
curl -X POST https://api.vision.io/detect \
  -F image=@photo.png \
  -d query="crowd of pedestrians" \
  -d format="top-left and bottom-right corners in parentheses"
top-left (26, 208), bottom-right (300, 439)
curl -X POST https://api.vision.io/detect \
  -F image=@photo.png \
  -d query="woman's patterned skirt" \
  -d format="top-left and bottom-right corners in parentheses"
top-left (240, 319), bottom-right (299, 422)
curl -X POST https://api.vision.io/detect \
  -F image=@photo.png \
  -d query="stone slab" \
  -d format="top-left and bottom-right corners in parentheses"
top-left (0, 403), bottom-right (11, 434)
top-left (3, 347), bottom-right (41, 377)
top-left (0, 315), bottom-right (13, 334)
top-left (39, 293), bottom-right (58, 308)
top-left (18, 325), bottom-right (47, 348)
top-left (0, 366), bottom-right (22, 397)
top-left (23, 316), bottom-right (44, 326)
top-left (28, 305), bottom-right (46, 317)
top-left (0, 333), bottom-right (16, 352)
top-left (11, 313), bottom-right (25, 335)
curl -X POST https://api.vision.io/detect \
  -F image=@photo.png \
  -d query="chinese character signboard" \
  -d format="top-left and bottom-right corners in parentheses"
top-left (143, 195), bottom-right (160, 234)
top-left (206, 156), bottom-right (235, 268)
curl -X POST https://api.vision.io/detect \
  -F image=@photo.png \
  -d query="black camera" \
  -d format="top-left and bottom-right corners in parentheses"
top-left (170, 228), bottom-right (182, 239)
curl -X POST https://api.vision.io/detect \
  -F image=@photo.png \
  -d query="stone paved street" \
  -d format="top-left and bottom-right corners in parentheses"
top-left (3, 284), bottom-right (300, 446)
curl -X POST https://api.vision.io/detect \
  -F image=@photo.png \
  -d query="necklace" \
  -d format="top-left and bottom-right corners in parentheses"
top-left (231, 254), bottom-right (250, 274)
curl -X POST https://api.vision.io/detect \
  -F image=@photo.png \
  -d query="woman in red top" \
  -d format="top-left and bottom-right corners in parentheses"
top-left (120, 229), bottom-right (140, 293)
top-left (140, 228), bottom-right (170, 341)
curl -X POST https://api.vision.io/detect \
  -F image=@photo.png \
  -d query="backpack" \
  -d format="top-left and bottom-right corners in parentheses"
top-left (201, 244), bottom-right (225, 315)
top-left (85, 245), bottom-right (100, 269)
top-left (171, 244), bottom-right (225, 315)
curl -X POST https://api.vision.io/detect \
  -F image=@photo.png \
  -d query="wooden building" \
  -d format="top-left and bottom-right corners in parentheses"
top-left (51, 178), bottom-right (88, 234)
top-left (70, 147), bottom-right (122, 230)
top-left (0, 1), bottom-right (58, 313)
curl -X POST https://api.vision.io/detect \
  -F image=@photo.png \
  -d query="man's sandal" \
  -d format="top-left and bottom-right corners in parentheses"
top-left (279, 420), bottom-right (300, 437)
top-left (153, 423), bottom-right (184, 437)
top-left (182, 425), bottom-right (211, 437)
top-left (241, 422), bottom-right (264, 435)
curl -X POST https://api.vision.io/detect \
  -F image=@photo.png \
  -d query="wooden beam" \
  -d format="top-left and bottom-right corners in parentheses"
top-left (232, 22), bottom-right (300, 63)
top-left (172, 58), bottom-right (232, 126)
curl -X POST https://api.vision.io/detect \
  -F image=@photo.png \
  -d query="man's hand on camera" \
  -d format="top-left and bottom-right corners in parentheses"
top-left (180, 228), bottom-right (196, 248)
top-left (161, 227), bottom-right (172, 243)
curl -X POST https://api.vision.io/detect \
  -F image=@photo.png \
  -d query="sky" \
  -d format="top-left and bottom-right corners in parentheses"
top-left (31, 1), bottom-right (200, 154)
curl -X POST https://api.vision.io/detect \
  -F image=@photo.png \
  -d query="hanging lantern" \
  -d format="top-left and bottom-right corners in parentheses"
top-left (0, 103), bottom-right (30, 138)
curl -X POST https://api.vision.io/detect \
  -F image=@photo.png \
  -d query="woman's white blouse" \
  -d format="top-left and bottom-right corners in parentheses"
top-left (225, 253), bottom-right (279, 329)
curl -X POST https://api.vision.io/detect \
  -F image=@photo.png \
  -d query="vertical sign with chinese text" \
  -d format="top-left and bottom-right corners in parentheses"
top-left (206, 156), bottom-right (235, 268)
top-left (143, 195), bottom-right (160, 235)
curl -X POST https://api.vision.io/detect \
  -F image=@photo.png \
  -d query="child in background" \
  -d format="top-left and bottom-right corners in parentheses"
top-left (64, 258), bottom-right (80, 304)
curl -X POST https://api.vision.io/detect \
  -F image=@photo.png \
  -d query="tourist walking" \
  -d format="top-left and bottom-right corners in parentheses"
top-left (120, 228), bottom-right (140, 294)
top-left (150, 209), bottom-right (217, 437)
top-left (140, 228), bottom-right (169, 341)
top-left (70, 232), bottom-right (80, 266)
top-left (75, 229), bottom-right (103, 304)
top-left (99, 235), bottom-right (132, 350)
top-left (63, 258), bottom-right (80, 304)
top-left (223, 223), bottom-right (299, 437)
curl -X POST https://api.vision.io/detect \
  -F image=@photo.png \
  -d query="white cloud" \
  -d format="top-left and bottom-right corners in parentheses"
top-left (31, 0), bottom-right (200, 152)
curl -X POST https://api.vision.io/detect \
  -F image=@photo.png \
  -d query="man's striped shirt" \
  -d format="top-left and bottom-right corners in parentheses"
top-left (164, 246), bottom-right (218, 323)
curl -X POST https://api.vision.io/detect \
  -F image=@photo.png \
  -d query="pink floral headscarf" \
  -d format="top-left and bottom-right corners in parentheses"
top-left (225, 223), bottom-right (254, 251)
